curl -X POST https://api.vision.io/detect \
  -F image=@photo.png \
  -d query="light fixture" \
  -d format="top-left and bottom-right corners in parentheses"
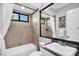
top-left (21, 6), bottom-right (25, 9)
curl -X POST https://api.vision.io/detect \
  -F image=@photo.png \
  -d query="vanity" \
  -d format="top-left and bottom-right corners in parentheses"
top-left (41, 41), bottom-right (78, 56)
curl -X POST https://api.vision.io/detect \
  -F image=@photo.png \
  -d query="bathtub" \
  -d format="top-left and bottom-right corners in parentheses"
top-left (6, 43), bottom-right (37, 56)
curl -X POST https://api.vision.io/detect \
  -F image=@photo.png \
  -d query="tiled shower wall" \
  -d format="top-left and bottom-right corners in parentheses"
top-left (4, 20), bottom-right (33, 49)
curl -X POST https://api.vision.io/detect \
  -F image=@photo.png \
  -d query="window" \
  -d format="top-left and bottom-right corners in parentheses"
top-left (12, 12), bottom-right (29, 22)
top-left (20, 14), bottom-right (29, 21)
top-left (12, 13), bottom-right (19, 20)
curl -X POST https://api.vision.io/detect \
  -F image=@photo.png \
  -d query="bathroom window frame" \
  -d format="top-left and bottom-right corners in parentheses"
top-left (12, 12), bottom-right (29, 22)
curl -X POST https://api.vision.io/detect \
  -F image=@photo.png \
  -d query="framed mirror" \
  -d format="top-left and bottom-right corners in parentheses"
top-left (40, 3), bottom-right (79, 43)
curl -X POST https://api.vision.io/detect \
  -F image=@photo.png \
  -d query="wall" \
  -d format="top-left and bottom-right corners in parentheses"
top-left (31, 10), bottom-right (40, 49)
top-left (55, 3), bottom-right (79, 38)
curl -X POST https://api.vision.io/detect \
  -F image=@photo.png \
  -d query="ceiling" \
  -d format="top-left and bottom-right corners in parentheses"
top-left (13, 3), bottom-right (70, 15)
top-left (13, 3), bottom-right (50, 15)
top-left (42, 3), bottom-right (70, 16)
top-left (19, 3), bottom-right (42, 10)
top-left (51, 3), bottom-right (69, 10)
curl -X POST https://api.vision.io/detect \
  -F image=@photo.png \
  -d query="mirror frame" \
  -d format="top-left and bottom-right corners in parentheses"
top-left (39, 3), bottom-right (79, 45)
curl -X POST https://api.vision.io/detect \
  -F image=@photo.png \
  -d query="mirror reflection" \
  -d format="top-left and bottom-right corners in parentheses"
top-left (40, 3), bottom-right (79, 41)
top-left (41, 13), bottom-right (56, 38)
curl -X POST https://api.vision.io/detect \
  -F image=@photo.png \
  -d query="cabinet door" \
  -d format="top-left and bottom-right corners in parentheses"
top-left (66, 8), bottom-right (79, 42)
